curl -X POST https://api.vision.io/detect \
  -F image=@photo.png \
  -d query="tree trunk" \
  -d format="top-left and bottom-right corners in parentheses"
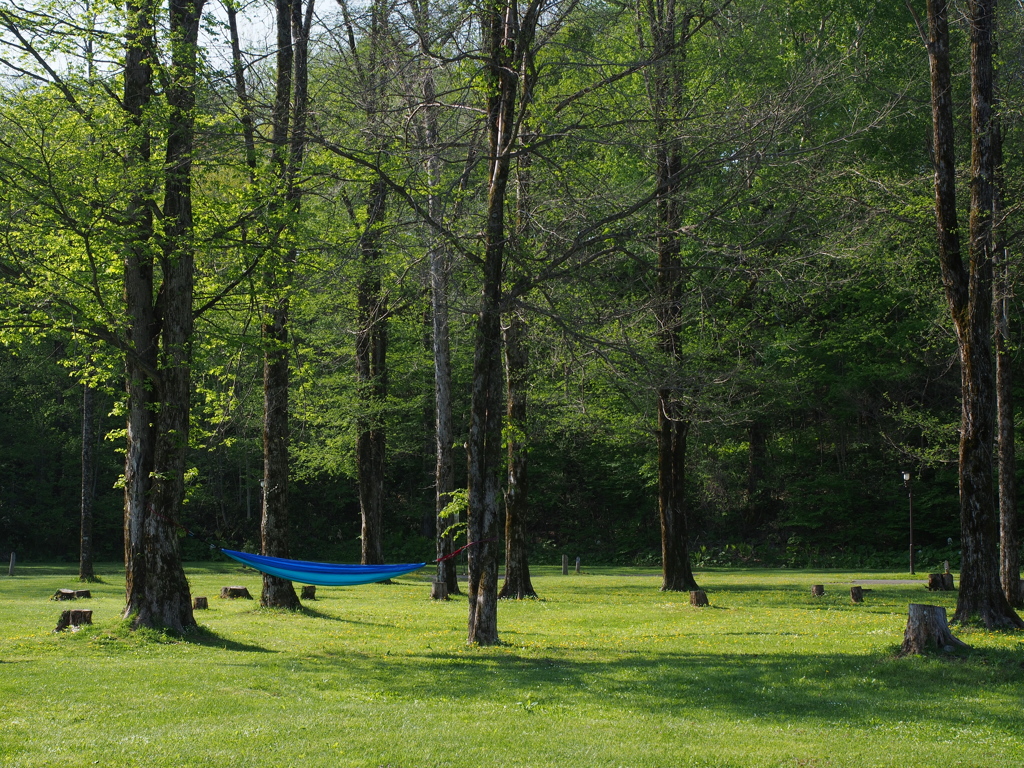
top-left (261, 296), bottom-right (299, 609)
top-left (466, 265), bottom-right (503, 644)
top-left (641, 1), bottom-right (700, 594)
top-left (356, 177), bottom-right (389, 566)
top-left (259, 0), bottom-right (311, 611)
top-left (121, 0), bottom-right (199, 633)
top-left (426, 65), bottom-right (461, 595)
top-left (926, 0), bottom-right (1022, 628)
top-left (996, 273), bottom-right (1020, 606)
top-left (466, 0), bottom-right (537, 646)
top-left (79, 382), bottom-right (97, 582)
top-left (993, 112), bottom-right (1021, 609)
top-left (658, 394), bottom-right (698, 591)
top-left (466, 187), bottom-right (504, 642)
top-left (122, 0), bottom-right (158, 629)
top-left (499, 61), bottom-right (538, 601)
top-left (899, 604), bottom-right (969, 656)
top-left (431, 219), bottom-right (460, 593)
top-left (499, 309), bottom-right (537, 599)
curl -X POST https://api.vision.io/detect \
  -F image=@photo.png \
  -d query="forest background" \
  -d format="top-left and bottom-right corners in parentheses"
top-left (0, 0), bottom-right (1014, 575)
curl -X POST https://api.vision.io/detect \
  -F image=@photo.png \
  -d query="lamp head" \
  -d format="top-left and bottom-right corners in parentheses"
top-left (902, 471), bottom-right (911, 482)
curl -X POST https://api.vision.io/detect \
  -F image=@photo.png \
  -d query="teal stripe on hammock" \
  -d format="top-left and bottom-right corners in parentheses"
top-left (221, 549), bottom-right (426, 586)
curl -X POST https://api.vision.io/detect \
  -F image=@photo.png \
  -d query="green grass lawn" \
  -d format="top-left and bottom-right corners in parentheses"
top-left (1, 563), bottom-right (1022, 767)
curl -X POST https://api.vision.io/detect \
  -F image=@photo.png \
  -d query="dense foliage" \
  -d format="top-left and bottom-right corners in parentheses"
top-left (0, 0), bottom-right (1020, 574)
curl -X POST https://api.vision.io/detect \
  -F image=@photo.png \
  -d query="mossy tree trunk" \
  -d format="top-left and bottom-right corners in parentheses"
top-left (925, 0), bottom-right (1022, 628)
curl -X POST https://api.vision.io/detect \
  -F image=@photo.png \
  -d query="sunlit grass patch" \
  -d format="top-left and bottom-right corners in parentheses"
top-left (1, 563), bottom-right (1022, 767)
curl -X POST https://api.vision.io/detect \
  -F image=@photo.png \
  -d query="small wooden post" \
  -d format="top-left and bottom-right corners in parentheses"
top-left (193, 596), bottom-right (209, 610)
top-left (850, 585), bottom-right (864, 603)
top-left (8, 552), bottom-right (14, 576)
top-left (300, 585), bottom-right (316, 600)
top-left (430, 580), bottom-right (449, 601)
top-left (562, 555), bottom-right (569, 575)
top-left (219, 586), bottom-right (253, 599)
top-left (943, 560), bottom-right (950, 574)
top-left (811, 584), bottom-right (824, 597)
top-left (55, 609), bottom-right (92, 632)
top-left (689, 589), bottom-right (709, 607)
top-left (575, 556), bottom-right (581, 574)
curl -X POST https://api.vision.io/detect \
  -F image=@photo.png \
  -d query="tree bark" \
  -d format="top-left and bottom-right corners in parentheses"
top-left (425, 61), bottom-right (461, 594)
top-left (993, 107), bottom-right (1021, 608)
top-left (499, 54), bottom-right (538, 602)
top-left (466, 0), bottom-right (527, 646)
top-left (899, 604), bottom-right (969, 656)
top-left (121, 0), bottom-right (201, 633)
top-left (640, 1), bottom-right (700, 594)
top-left (996, 267), bottom-right (1020, 606)
top-left (925, 0), bottom-right (1022, 628)
top-left (499, 309), bottom-right (537, 599)
top-left (259, 0), bottom-right (312, 611)
top-left (225, 0), bottom-right (257, 175)
top-left (79, 382), bottom-right (97, 582)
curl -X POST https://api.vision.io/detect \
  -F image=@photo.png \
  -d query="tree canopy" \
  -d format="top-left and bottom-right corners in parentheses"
top-left (0, 0), bottom-right (1022, 633)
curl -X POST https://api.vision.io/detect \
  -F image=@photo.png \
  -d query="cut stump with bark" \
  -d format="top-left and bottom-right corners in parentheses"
top-left (689, 589), bottom-right (709, 607)
top-left (220, 586), bottom-right (252, 600)
top-left (927, 573), bottom-right (944, 591)
top-left (300, 585), bottom-right (316, 600)
top-left (192, 597), bottom-right (208, 610)
top-left (431, 581), bottom-right (449, 601)
top-left (811, 585), bottom-right (825, 597)
top-left (941, 573), bottom-right (955, 591)
top-left (52, 589), bottom-right (91, 601)
top-left (850, 586), bottom-right (864, 603)
top-left (55, 609), bottom-right (92, 632)
top-left (899, 604), bottom-right (970, 656)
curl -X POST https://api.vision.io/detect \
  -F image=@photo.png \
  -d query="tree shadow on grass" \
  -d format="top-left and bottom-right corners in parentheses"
top-left (296, 644), bottom-right (1024, 737)
top-left (184, 626), bottom-right (276, 654)
top-left (295, 605), bottom-right (397, 628)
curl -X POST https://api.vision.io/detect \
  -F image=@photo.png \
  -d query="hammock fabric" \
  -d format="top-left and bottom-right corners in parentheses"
top-left (221, 549), bottom-right (426, 586)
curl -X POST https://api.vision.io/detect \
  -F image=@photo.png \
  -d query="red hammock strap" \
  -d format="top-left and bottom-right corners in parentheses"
top-left (435, 538), bottom-right (497, 563)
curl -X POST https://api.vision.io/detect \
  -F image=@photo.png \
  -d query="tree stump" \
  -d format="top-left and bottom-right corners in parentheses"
top-left (562, 555), bottom-right (569, 575)
top-left (301, 585), bottom-right (316, 600)
top-left (219, 586), bottom-right (252, 599)
top-left (941, 573), bottom-right (955, 591)
top-left (899, 604), bottom-right (970, 656)
top-left (811, 585), bottom-right (824, 597)
top-left (850, 586), bottom-right (864, 603)
top-left (55, 609), bottom-right (92, 632)
top-left (193, 596), bottom-right (208, 610)
top-left (52, 589), bottom-right (91, 601)
top-left (430, 580), bottom-right (449, 601)
top-left (927, 573), bottom-right (944, 591)
top-left (689, 589), bottom-right (709, 607)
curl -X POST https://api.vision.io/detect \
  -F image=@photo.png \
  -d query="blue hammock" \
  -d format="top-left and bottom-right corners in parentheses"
top-left (221, 549), bottom-right (426, 586)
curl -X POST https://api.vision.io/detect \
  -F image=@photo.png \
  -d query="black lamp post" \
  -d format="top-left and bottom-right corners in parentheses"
top-left (902, 470), bottom-right (914, 575)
